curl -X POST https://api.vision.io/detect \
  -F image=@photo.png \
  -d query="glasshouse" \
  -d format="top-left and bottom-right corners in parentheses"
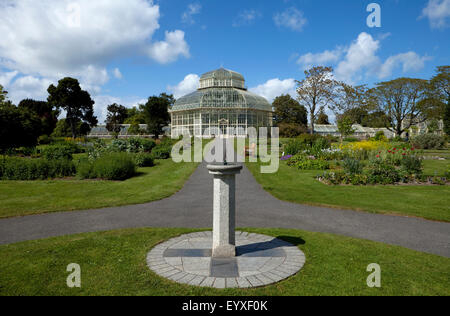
top-left (170, 68), bottom-right (274, 137)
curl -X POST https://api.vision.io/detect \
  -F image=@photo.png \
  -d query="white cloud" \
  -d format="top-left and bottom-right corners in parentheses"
top-left (168, 74), bottom-right (200, 99)
top-left (335, 32), bottom-right (381, 82)
top-left (0, 0), bottom-right (190, 110)
top-left (147, 30), bottom-right (190, 64)
top-left (297, 32), bottom-right (429, 84)
top-left (249, 78), bottom-right (297, 103)
top-left (0, 71), bottom-right (18, 87)
top-left (274, 7), bottom-right (307, 32)
top-left (233, 9), bottom-right (262, 27)
top-left (421, 0), bottom-right (450, 29)
top-left (8, 76), bottom-right (53, 103)
top-left (113, 68), bottom-right (123, 79)
top-left (378, 52), bottom-right (430, 79)
top-left (297, 48), bottom-right (344, 70)
top-left (182, 3), bottom-right (202, 24)
top-left (93, 95), bottom-right (147, 124)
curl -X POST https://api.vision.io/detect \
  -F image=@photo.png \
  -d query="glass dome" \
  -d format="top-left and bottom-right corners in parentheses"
top-left (170, 68), bottom-right (273, 138)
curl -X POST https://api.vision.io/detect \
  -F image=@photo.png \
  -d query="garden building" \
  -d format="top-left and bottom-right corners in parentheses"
top-left (169, 68), bottom-right (274, 138)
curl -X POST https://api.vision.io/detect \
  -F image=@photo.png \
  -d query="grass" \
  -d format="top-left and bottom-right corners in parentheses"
top-left (0, 227), bottom-right (448, 296)
top-left (0, 159), bottom-right (198, 218)
top-left (247, 161), bottom-right (450, 222)
top-left (423, 159), bottom-right (449, 176)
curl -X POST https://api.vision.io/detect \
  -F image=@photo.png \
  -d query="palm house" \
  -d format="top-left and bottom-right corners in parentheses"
top-left (169, 68), bottom-right (273, 138)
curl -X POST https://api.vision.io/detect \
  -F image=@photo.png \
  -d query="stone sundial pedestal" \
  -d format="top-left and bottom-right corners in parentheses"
top-left (146, 139), bottom-right (306, 289)
top-left (206, 164), bottom-right (243, 258)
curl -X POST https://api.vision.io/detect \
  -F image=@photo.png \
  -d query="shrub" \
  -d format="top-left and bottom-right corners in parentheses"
top-left (278, 123), bottom-right (307, 138)
top-left (343, 137), bottom-right (359, 142)
top-left (287, 154), bottom-right (330, 170)
top-left (40, 144), bottom-right (76, 160)
top-left (374, 131), bottom-right (388, 142)
top-left (411, 134), bottom-right (446, 150)
top-left (151, 145), bottom-right (171, 159)
top-left (367, 159), bottom-right (400, 184)
top-left (1, 158), bottom-right (75, 180)
top-left (400, 155), bottom-right (423, 176)
top-left (283, 135), bottom-right (331, 156)
top-left (77, 153), bottom-right (136, 180)
top-left (284, 139), bottom-right (305, 156)
top-left (76, 158), bottom-right (96, 180)
top-left (94, 153), bottom-right (136, 180)
top-left (133, 152), bottom-right (155, 167)
top-left (38, 135), bottom-right (52, 145)
top-left (343, 158), bottom-right (364, 175)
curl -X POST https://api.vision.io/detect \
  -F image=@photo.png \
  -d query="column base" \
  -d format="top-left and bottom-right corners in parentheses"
top-left (212, 244), bottom-right (236, 258)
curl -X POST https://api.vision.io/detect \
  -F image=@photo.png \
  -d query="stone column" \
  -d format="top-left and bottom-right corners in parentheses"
top-left (207, 164), bottom-right (243, 257)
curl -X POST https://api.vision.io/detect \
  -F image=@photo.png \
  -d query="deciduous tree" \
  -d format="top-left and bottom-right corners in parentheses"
top-left (372, 78), bottom-right (428, 136)
top-left (273, 94), bottom-right (307, 126)
top-left (141, 93), bottom-right (173, 139)
top-left (47, 78), bottom-right (97, 138)
top-left (296, 66), bottom-right (337, 134)
top-left (105, 103), bottom-right (128, 138)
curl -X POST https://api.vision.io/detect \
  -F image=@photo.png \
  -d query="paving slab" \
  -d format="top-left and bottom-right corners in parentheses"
top-left (146, 232), bottom-right (305, 288)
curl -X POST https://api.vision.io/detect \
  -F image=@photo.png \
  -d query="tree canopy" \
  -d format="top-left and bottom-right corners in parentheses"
top-left (47, 78), bottom-right (97, 138)
top-left (105, 103), bottom-right (128, 137)
top-left (273, 94), bottom-right (307, 126)
top-left (296, 66), bottom-right (337, 134)
top-left (0, 92), bottom-right (41, 153)
top-left (372, 78), bottom-right (429, 136)
top-left (18, 99), bottom-right (59, 137)
top-left (141, 93), bottom-right (174, 138)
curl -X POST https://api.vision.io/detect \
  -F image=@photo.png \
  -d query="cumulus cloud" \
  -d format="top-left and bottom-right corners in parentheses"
top-left (0, 71), bottom-right (18, 87)
top-left (274, 7), bottom-right (307, 32)
top-left (182, 3), bottom-right (202, 24)
top-left (297, 32), bottom-right (429, 84)
top-left (335, 32), bottom-right (381, 82)
top-left (168, 74), bottom-right (200, 99)
top-left (421, 0), bottom-right (450, 29)
top-left (378, 52), bottom-right (430, 79)
top-left (233, 9), bottom-right (262, 27)
top-left (0, 0), bottom-right (190, 120)
top-left (249, 78), bottom-right (297, 103)
top-left (7, 76), bottom-right (54, 103)
top-left (297, 48), bottom-right (344, 70)
top-left (147, 30), bottom-right (190, 64)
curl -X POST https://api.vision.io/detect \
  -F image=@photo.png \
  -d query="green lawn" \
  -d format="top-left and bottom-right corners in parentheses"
top-left (247, 161), bottom-right (450, 222)
top-left (0, 228), bottom-right (448, 296)
top-left (423, 159), bottom-right (450, 176)
top-left (0, 159), bottom-right (198, 218)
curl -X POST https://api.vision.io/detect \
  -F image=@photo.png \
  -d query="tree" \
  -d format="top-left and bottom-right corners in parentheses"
top-left (372, 78), bottom-right (429, 136)
top-left (273, 94), bottom-right (308, 127)
top-left (128, 122), bottom-right (144, 136)
top-left (361, 111), bottom-right (390, 128)
top-left (47, 78), bottom-right (98, 138)
top-left (105, 103), bottom-right (128, 138)
top-left (296, 66), bottom-right (337, 134)
top-left (0, 105), bottom-right (41, 154)
top-left (18, 99), bottom-right (59, 137)
top-left (124, 106), bottom-right (146, 124)
top-left (445, 103), bottom-right (450, 136)
top-left (430, 66), bottom-right (449, 135)
top-left (0, 85), bottom-right (8, 104)
top-left (141, 93), bottom-right (173, 139)
top-left (315, 107), bottom-right (330, 125)
top-left (278, 123), bottom-right (307, 138)
top-left (337, 116), bottom-right (355, 142)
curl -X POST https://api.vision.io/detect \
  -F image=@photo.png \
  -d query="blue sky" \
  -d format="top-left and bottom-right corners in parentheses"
top-left (0, 0), bottom-right (449, 122)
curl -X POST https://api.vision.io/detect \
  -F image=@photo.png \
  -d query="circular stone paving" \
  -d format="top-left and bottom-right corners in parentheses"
top-left (146, 231), bottom-right (306, 289)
